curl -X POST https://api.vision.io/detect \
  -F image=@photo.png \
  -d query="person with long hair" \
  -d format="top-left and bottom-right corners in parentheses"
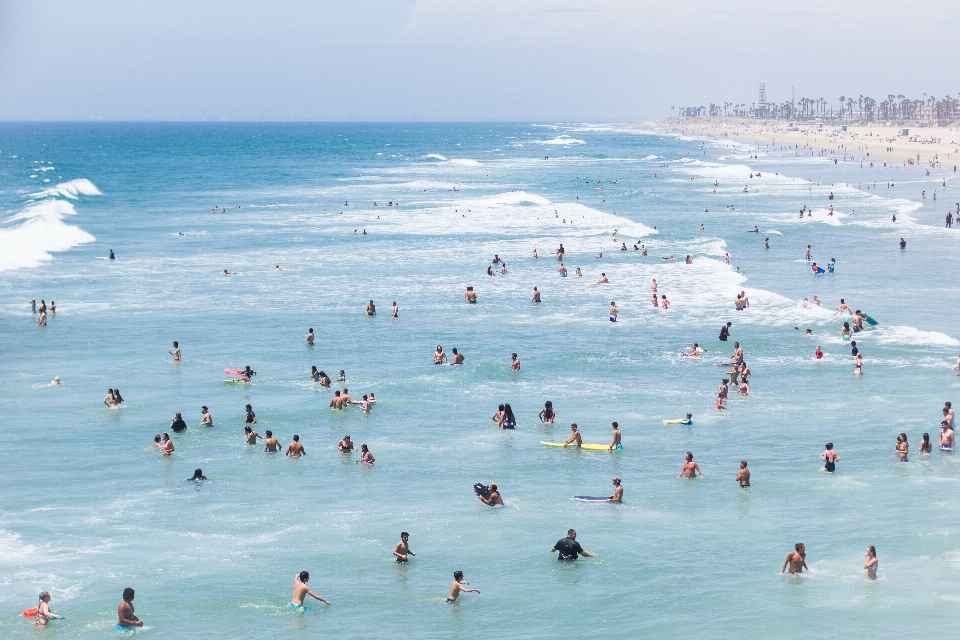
top-left (864, 546), bottom-right (878, 580)
top-left (501, 404), bottom-right (516, 429)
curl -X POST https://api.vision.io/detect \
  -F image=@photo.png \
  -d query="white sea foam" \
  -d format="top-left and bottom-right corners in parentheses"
top-left (873, 326), bottom-right (959, 347)
top-left (0, 181), bottom-right (99, 272)
top-left (27, 178), bottom-right (101, 200)
top-left (423, 154), bottom-right (447, 161)
top-left (448, 159), bottom-right (482, 167)
top-left (529, 135), bottom-right (586, 145)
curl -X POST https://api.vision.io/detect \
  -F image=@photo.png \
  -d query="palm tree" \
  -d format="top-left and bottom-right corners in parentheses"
top-left (838, 96), bottom-right (845, 120)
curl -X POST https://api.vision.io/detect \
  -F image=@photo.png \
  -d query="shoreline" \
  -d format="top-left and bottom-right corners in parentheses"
top-left (648, 116), bottom-right (960, 166)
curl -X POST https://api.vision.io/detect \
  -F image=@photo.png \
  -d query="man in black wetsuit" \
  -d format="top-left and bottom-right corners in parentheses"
top-left (170, 412), bottom-right (187, 433)
top-left (551, 529), bottom-right (595, 561)
top-left (719, 322), bottom-right (732, 341)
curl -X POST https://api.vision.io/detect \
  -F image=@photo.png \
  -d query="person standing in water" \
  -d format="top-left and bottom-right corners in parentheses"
top-left (446, 571), bottom-right (479, 603)
top-left (393, 532), bottom-right (415, 563)
top-left (511, 353), bottom-right (521, 371)
top-left (117, 588), bottom-right (142, 628)
top-left (609, 301), bottom-right (618, 322)
top-left (864, 546), bottom-right (878, 580)
top-left (433, 345), bottom-right (447, 364)
top-left (532, 287), bottom-right (541, 303)
top-left (539, 400), bottom-right (555, 423)
top-left (781, 543), bottom-right (808, 574)
top-left (551, 529), bottom-right (595, 561)
top-left (366, 300), bottom-right (376, 316)
top-left (286, 435), bottom-right (305, 457)
top-left (291, 571), bottom-right (331, 608)
top-left (464, 287), bottom-right (477, 303)
top-left (477, 483), bottom-right (503, 506)
top-left (199, 406), bottom-right (213, 426)
top-left (896, 433), bottom-right (909, 462)
top-left (305, 328), bottom-right (315, 345)
top-left (263, 431), bottom-right (281, 452)
top-left (821, 443), bottom-right (839, 472)
top-left (169, 341), bottom-right (181, 362)
top-left (940, 422), bottom-right (955, 451)
top-left (392, 302), bottom-right (399, 318)
top-left (33, 591), bottom-right (62, 626)
top-left (678, 451), bottom-right (702, 478)
top-left (736, 461), bottom-right (750, 487)
top-left (608, 422), bottom-right (621, 450)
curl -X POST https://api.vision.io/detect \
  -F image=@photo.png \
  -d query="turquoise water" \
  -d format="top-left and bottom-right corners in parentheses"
top-left (2, 123), bottom-right (960, 638)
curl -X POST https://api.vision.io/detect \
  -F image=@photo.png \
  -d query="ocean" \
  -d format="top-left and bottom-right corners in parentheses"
top-left (2, 122), bottom-right (959, 638)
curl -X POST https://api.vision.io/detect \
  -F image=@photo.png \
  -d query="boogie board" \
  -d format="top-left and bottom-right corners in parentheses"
top-left (573, 496), bottom-right (608, 502)
top-left (223, 379), bottom-right (246, 384)
top-left (541, 441), bottom-right (611, 451)
top-left (663, 419), bottom-right (692, 425)
top-left (473, 483), bottom-right (490, 499)
top-left (863, 314), bottom-right (878, 326)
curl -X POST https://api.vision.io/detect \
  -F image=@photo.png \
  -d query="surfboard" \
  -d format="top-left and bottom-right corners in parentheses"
top-left (223, 379), bottom-right (246, 384)
top-left (573, 496), bottom-right (608, 502)
top-left (224, 368), bottom-right (244, 375)
top-left (864, 314), bottom-right (878, 325)
top-left (662, 419), bottom-right (692, 425)
top-left (541, 441), bottom-right (611, 451)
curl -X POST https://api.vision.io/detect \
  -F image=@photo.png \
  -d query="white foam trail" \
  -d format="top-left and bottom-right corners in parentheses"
top-left (1, 180), bottom-right (99, 272)
top-left (874, 326), bottom-right (959, 347)
top-left (529, 135), bottom-right (586, 145)
top-left (448, 159), bottom-right (481, 167)
top-left (27, 178), bottom-right (101, 200)
top-left (423, 154), bottom-right (447, 161)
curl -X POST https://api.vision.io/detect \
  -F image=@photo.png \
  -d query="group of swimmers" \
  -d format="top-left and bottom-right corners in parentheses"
top-left (30, 298), bottom-right (55, 326)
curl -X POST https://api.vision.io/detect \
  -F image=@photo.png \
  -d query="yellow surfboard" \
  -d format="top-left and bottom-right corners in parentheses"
top-left (541, 441), bottom-right (613, 451)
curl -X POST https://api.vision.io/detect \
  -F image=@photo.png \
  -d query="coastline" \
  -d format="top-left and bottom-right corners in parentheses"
top-left (650, 116), bottom-right (960, 166)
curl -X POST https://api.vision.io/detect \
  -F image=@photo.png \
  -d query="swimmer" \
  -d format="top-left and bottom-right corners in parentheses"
top-left (305, 328), bottom-right (314, 345)
top-left (464, 286), bottom-right (477, 303)
top-left (736, 461), bottom-right (750, 487)
top-left (806, 329), bottom-right (813, 336)
top-left (575, 267), bottom-right (582, 277)
top-left (446, 571), bottom-right (479, 602)
top-left (538, 400), bottom-right (555, 424)
top-left (170, 412), bottom-right (187, 432)
top-left (357, 444), bottom-right (375, 464)
top-left (593, 273), bottom-right (609, 285)
top-left (558, 263), bottom-right (568, 277)
top-left (685, 255), bottom-right (692, 264)
top-left (551, 529), bottom-right (595, 561)
top-left (607, 476), bottom-right (623, 502)
top-left (940, 421), bottom-right (955, 451)
top-left (678, 452), bottom-right (702, 478)
top-left (199, 406), bottom-right (213, 426)
top-left (781, 543), bottom-right (808, 574)
top-left (49, 376), bottom-right (60, 386)
top-left (275, 265), bottom-right (284, 270)
top-left (433, 345), bottom-right (448, 364)
top-left (319, 371), bottom-right (331, 386)
top-left (864, 546), bottom-right (878, 580)
top-left (511, 353), bottom-right (521, 370)
top-left (719, 322), bottom-right (731, 341)
top-left (815, 346), bottom-right (823, 359)
top-left (329, 390), bottom-right (345, 409)
top-left (263, 431), bottom-right (281, 452)
top-left (919, 432), bottom-right (932, 455)
top-left (532, 287), bottom-right (541, 302)
top-left (338, 434), bottom-right (356, 452)
top-left (609, 301), bottom-right (618, 322)
top-left (337, 370), bottom-right (345, 382)
top-left (944, 402), bottom-right (955, 428)
top-left (161, 433), bottom-right (175, 455)
top-left (487, 266), bottom-right (494, 276)
top-left (310, 366), bottom-right (320, 382)
top-left (188, 468), bottom-right (207, 482)
top-left (360, 394), bottom-right (372, 412)
top-left (820, 443), bottom-right (839, 472)
top-left (223, 269), bottom-right (233, 275)
top-left (563, 423), bottom-right (583, 447)
top-left (609, 422), bottom-right (622, 450)
top-left (245, 404), bottom-right (257, 424)
top-left (33, 591), bottom-right (62, 626)
top-left (835, 298), bottom-right (853, 315)
top-left (840, 323), bottom-right (851, 339)
top-left (392, 302), bottom-right (398, 318)
top-left (478, 482), bottom-right (504, 506)
top-left (104, 389), bottom-right (117, 407)
top-left (812, 296), bottom-right (822, 307)
top-left (451, 348), bottom-right (465, 365)
top-left (681, 343), bottom-right (703, 357)
top-left (366, 300), bottom-right (376, 316)
top-left (169, 341), bottom-right (181, 362)
top-left (244, 425), bottom-right (262, 444)
top-left (117, 588), bottom-right (142, 628)
top-left (292, 571), bottom-right (331, 607)
top-left (286, 434), bottom-right (305, 457)
top-left (855, 352), bottom-right (863, 374)
top-left (533, 248), bottom-right (538, 258)
top-left (393, 532), bottom-right (415, 562)
top-left (661, 295), bottom-right (670, 309)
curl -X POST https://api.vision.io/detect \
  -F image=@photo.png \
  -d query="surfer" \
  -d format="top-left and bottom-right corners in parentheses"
top-left (607, 477), bottom-right (623, 502)
top-left (563, 423), bottom-right (583, 447)
top-left (170, 412), bottom-right (187, 433)
top-left (245, 404), bottom-right (257, 424)
top-left (169, 341), bottom-right (181, 362)
top-left (263, 431), bottom-right (282, 452)
top-left (446, 571), bottom-right (479, 602)
top-left (678, 452), bottom-right (702, 478)
top-left (285, 435), bottom-right (305, 457)
top-left (609, 422), bottom-right (621, 450)
top-left (478, 482), bottom-right (503, 506)
top-left (736, 461), bottom-right (750, 487)
top-left (592, 273), bottom-right (609, 285)
top-left (199, 406), bottom-right (213, 426)
top-left (539, 400), bottom-right (555, 424)
top-left (681, 343), bottom-right (703, 357)
top-left (781, 543), bottom-right (809, 574)
top-left (719, 322), bottom-right (731, 341)
top-left (117, 588), bottom-right (142, 628)
top-left (393, 532), bottom-right (415, 562)
top-left (551, 529), bottom-right (595, 561)
top-left (609, 301), bottom-right (618, 322)
top-left (292, 572), bottom-right (331, 607)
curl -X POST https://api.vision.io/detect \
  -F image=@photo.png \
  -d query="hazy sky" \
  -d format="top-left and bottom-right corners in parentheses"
top-left (1, 0), bottom-right (957, 121)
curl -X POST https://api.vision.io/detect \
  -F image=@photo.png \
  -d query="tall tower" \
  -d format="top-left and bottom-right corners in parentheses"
top-left (758, 83), bottom-right (767, 117)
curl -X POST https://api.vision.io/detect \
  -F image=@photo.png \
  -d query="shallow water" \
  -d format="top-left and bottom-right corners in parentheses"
top-left (2, 123), bottom-right (960, 638)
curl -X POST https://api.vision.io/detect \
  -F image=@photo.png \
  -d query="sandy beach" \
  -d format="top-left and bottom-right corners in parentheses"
top-left (655, 116), bottom-right (960, 167)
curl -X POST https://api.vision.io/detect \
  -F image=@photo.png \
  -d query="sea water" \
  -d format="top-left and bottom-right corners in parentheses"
top-left (1, 122), bottom-right (960, 638)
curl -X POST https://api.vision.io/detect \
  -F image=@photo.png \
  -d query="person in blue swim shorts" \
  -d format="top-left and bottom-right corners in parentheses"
top-left (117, 587), bottom-right (142, 629)
top-left (608, 422), bottom-right (622, 450)
top-left (291, 571), bottom-right (331, 609)
top-left (609, 301), bottom-right (618, 322)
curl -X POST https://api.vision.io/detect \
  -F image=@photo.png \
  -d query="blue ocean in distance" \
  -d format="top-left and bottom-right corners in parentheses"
top-left (2, 122), bottom-right (960, 638)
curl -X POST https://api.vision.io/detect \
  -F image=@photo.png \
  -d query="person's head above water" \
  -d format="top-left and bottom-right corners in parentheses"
top-left (192, 469), bottom-right (205, 480)
top-left (453, 571), bottom-right (464, 581)
top-left (293, 435), bottom-right (300, 442)
top-left (825, 442), bottom-right (833, 450)
top-left (299, 571), bottom-right (309, 583)
top-left (123, 588), bottom-right (135, 602)
top-left (265, 430), bottom-right (272, 437)
top-left (612, 476), bottom-right (621, 485)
